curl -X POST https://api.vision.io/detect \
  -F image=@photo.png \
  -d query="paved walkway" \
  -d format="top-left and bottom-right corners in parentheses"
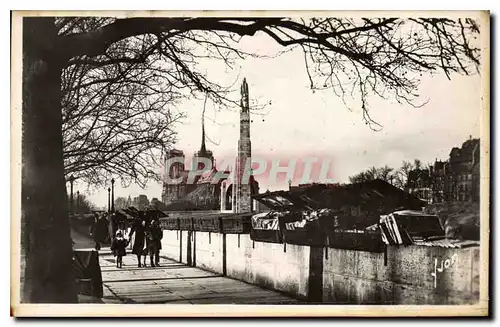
top-left (72, 227), bottom-right (303, 304)
top-left (21, 228), bottom-right (303, 304)
top-left (97, 251), bottom-right (303, 304)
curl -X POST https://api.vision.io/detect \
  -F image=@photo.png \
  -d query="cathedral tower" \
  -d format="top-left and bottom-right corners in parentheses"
top-left (162, 149), bottom-right (186, 205)
top-left (233, 78), bottom-right (252, 213)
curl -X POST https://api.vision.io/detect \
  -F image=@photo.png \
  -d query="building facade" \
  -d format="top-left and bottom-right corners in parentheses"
top-left (162, 149), bottom-right (189, 205)
top-left (406, 137), bottom-right (480, 204)
top-left (161, 79), bottom-right (259, 211)
top-left (431, 137), bottom-right (480, 203)
top-left (405, 168), bottom-right (433, 204)
top-left (415, 137), bottom-right (481, 204)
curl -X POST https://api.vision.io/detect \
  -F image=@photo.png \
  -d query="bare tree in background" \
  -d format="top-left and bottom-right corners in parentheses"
top-left (113, 197), bottom-right (129, 210)
top-left (21, 15), bottom-right (483, 303)
top-left (61, 52), bottom-right (185, 188)
top-left (349, 170), bottom-right (373, 184)
top-left (392, 160), bottom-right (415, 189)
top-left (377, 165), bottom-right (395, 183)
top-left (73, 193), bottom-right (97, 214)
top-left (349, 165), bottom-right (395, 184)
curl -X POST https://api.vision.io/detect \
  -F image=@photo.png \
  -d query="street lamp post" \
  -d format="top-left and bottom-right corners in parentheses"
top-left (76, 190), bottom-right (80, 215)
top-left (69, 175), bottom-right (74, 216)
top-left (107, 187), bottom-right (111, 213)
top-left (111, 178), bottom-right (115, 212)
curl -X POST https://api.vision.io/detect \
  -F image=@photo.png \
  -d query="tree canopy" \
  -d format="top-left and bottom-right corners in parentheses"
top-left (349, 159), bottom-right (433, 189)
top-left (55, 16), bottom-right (482, 187)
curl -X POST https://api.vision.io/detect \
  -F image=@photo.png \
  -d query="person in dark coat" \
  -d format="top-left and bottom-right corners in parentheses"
top-left (93, 214), bottom-right (108, 251)
top-left (89, 212), bottom-right (98, 237)
top-left (146, 219), bottom-right (163, 267)
top-left (128, 215), bottom-right (148, 267)
top-left (110, 230), bottom-right (128, 268)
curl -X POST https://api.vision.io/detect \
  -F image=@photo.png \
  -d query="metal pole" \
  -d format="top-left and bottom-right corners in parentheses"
top-left (108, 187), bottom-right (111, 213)
top-left (111, 178), bottom-right (115, 212)
top-left (76, 190), bottom-right (80, 214)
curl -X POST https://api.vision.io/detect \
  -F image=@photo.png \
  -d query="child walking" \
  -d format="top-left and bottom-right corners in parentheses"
top-left (116, 221), bottom-right (128, 242)
top-left (111, 230), bottom-right (128, 268)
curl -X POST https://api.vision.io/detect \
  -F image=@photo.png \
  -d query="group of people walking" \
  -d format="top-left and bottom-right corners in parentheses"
top-left (128, 214), bottom-right (163, 268)
top-left (91, 211), bottom-right (163, 268)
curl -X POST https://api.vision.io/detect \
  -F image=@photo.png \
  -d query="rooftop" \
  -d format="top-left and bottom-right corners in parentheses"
top-left (449, 138), bottom-right (480, 163)
top-left (253, 179), bottom-right (425, 211)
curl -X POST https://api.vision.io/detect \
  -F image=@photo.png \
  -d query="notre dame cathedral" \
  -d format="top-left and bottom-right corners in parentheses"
top-left (161, 79), bottom-right (259, 212)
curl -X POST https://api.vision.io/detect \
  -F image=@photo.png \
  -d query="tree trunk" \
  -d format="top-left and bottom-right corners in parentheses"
top-left (21, 17), bottom-right (77, 303)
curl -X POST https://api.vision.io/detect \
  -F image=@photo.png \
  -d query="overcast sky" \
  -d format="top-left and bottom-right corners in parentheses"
top-left (83, 29), bottom-right (482, 208)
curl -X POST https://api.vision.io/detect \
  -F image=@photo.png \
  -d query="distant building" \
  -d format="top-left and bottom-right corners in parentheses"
top-left (430, 160), bottom-right (447, 203)
top-left (160, 113), bottom-right (228, 209)
top-left (430, 137), bottom-right (480, 203)
top-left (406, 168), bottom-right (433, 204)
top-left (162, 149), bottom-right (188, 205)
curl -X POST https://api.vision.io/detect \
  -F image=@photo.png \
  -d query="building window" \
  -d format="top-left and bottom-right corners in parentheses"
top-left (468, 174), bottom-right (472, 180)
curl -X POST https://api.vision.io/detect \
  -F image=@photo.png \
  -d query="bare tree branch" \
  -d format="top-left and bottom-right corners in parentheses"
top-left (56, 16), bottom-right (481, 185)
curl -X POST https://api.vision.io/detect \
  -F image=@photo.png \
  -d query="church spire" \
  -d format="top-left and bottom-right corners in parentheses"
top-left (193, 92), bottom-right (214, 172)
top-left (200, 92), bottom-right (208, 154)
top-left (200, 112), bottom-right (207, 154)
